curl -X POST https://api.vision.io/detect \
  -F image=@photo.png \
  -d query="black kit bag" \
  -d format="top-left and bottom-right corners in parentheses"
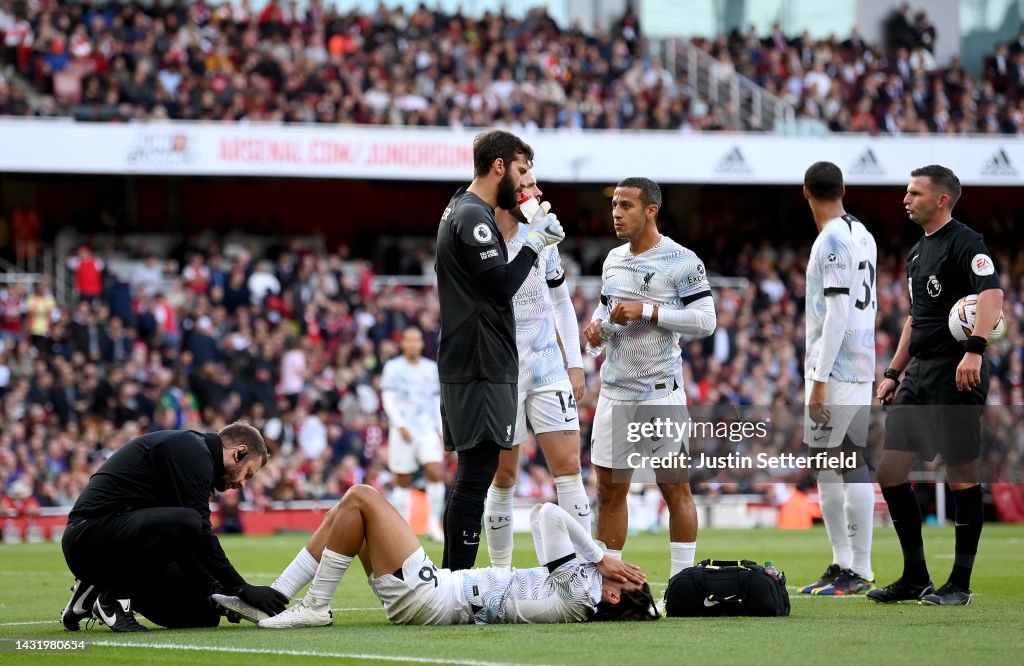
top-left (664, 559), bottom-right (790, 617)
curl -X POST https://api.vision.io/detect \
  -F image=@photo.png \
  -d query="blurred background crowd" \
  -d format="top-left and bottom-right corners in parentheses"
top-left (2, 0), bottom-right (1024, 132)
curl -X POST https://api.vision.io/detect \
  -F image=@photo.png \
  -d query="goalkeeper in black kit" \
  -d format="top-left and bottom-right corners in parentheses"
top-left (434, 130), bottom-right (567, 570)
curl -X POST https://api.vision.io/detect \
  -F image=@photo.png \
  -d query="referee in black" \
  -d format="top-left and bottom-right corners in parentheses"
top-left (435, 130), bottom-right (565, 570)
top-left (870, 165), bottom-right (1003, 606)
top-left (60, 422), bottom-right (288, 631)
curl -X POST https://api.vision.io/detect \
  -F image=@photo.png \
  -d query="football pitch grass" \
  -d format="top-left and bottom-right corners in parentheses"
top-left (2, 525), bottom-right (1023, 665)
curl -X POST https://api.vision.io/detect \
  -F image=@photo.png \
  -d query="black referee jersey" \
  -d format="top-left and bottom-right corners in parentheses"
top-left (905, 219), bottom-right (1000, 359)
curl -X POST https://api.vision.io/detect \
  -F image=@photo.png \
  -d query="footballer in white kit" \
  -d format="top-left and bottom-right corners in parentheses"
top-left (584, 178), bottom-right (716, 584)
top-left (381, 328), bottom-right (447, 541)
top-left (799, 161), bottom-right (877, 596)
top-left (505, 223), bottom-right (582, 443)
top-left (484, 172), bottom-right (591, 570)
top-left (803, 213), bottom-right (877, 448)
top-left (235, 486), bottom-right (657, 628)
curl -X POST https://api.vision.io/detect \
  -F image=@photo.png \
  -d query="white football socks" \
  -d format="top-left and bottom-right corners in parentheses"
top-left (818, 469), bottom-right (852, 569)
top-left (271, 547), bottom-right (319, 600)
top-left (484, 485), bottom-right (515, 567)
top-left (554, 474), bottom-right (591, 535)
top-left (426, 480), bottom-right (446, 533)
top-left (670, 542), bottom-right (697, 577)
top-left (304, 548), bottom-right (352, 611)
top-left (844, 476), bottom-right (875, 579)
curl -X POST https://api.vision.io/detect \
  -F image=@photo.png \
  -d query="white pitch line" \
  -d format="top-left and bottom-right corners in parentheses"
top-left (0, 607), bottom-right (381, 628)
top-left (89, 641), bottom-right (560, 666)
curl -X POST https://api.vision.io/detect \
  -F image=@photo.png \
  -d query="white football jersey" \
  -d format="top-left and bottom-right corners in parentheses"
top-left (600, 236), bottom-right (711, 401)
top-left (506, 226), bottom-right (571, 392)
top-left (380, 356), bottom-right (442, 437)
top-left (805, 214), bottom-right (877, 383)
top-left (458, 560), bottom-right (601, 624)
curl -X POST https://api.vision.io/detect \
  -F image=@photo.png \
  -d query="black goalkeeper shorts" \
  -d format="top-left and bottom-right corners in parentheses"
top-left (440, 380), bottom-right (517, 452)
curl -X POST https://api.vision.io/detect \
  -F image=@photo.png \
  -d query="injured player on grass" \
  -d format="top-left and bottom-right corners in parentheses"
top-left (213, 485), bottom-right (658, 626)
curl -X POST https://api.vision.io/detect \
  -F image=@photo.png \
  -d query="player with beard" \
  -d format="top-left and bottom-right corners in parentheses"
top-left (435, 130), bottom-right (566, 570)
top-left (59, 422), bottom-right (285, 632)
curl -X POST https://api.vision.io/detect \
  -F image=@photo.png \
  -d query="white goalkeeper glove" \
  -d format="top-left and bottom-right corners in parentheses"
top-left (522, 200), bottom-right (565, 255)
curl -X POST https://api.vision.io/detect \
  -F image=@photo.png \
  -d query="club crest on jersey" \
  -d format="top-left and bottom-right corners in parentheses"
top-left (473, 223), bottom-right (493, 243)
top-left (927, 274), bottom-right (942, 297)
top-left (971, 254), bottom-right (994, 276)
top-left (641, 272), bottom-right (655, 291)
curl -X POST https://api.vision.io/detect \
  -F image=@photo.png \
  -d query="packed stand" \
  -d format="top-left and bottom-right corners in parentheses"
top-left (1, 230), bottom-right (1022, 523)
top-left (704, 4), bottom-right (1024, 134)
top-left (0, 1), bottom-right (1020, 133)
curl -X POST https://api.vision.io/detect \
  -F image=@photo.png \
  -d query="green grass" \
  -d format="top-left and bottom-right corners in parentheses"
top-left (2, 525), bottom-right (1024, 665)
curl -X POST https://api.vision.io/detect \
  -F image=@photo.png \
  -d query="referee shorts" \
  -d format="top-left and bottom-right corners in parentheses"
top-left (884, 355), bottom-right (988, 464)
top-left (440, 380), bottom-right (517, 452)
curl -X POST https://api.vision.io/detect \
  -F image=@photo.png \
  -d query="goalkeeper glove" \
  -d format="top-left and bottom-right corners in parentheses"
top-left (523, 201), bottom-right (565, 255)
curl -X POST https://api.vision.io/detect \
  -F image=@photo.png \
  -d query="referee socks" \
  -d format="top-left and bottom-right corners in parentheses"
top-left (881, 483), bottom-right (930, 584)
top-left (950, 484), bottom-right (983, 590)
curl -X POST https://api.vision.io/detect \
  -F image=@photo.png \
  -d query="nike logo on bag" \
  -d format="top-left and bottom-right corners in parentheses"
top-left (704, 598), bottom-right (720, 607)
top-left (71, 585), bottom-right (95, 614)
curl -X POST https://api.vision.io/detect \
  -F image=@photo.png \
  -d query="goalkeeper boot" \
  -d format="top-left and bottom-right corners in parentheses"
top-left (61, 579), bottom-right (100, 631)
top-left (211, 593), bottom-right (270, 624)
top-left (258, 599), bottom-right (333, 629)
top-left (866, 576), bottom-right (934, 603)
top-left (920, 581), bottom-right (972, 606)
top-left (798, 563), bottom-right (842, 594)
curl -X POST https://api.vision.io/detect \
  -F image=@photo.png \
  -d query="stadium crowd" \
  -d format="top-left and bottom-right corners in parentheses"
top-left (1, 229), bottom-right (1022, 522)
top-left (1, 1), bottom-right (1024, 133)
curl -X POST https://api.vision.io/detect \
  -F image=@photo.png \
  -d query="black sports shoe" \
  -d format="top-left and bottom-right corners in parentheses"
top-left (61, 580), bottom-right (100, 631)
top-left (798, 564), bottom-right (843, 594)
top-left (92, 595), bottom-right (149, 632)
top-left (866, 576), bottom-right (935, 603)
top-left (921, 581), bottom-right (972, 606)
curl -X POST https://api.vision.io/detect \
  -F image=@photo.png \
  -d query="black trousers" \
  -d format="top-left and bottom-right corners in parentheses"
top-left (62, 507), bottom-right (220, 628)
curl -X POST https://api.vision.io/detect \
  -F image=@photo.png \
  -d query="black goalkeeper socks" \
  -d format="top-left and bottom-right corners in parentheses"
top-left (950, 484), bottom-right (983, 589)
top-left (881, 483), bottom-right (929, 583)
top-left (442, 442), bottom-right (501, 571)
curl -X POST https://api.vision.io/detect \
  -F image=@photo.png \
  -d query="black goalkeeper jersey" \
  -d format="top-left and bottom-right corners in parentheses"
top-left (435, 189), bottom-right (519, 383)
top-left (906, 220), bottom-right (1000, 358)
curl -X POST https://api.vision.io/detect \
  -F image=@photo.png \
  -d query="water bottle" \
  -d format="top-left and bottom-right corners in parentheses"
top-left (764, 560), bottom-right (781, 580)
top-left (585, 321), bottom-right (619, 357)
top-left (3, 519), bottom-right (22, 544)
top-left (26, 522), bottom-right (44, 544)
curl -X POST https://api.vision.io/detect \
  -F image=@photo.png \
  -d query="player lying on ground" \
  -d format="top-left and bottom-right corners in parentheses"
top-left (214, 485), bottom-right (658, 625)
